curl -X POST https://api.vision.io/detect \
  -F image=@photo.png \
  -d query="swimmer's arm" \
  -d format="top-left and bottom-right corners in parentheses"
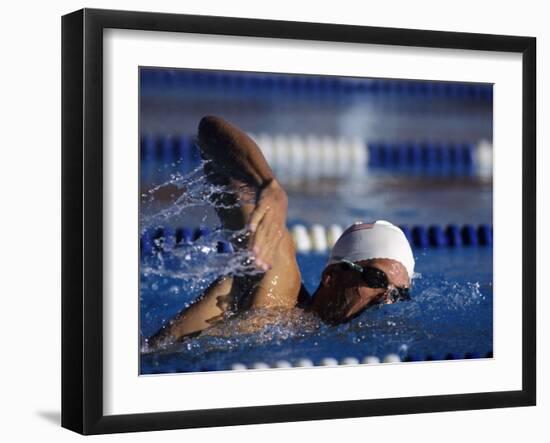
top-left (146, 276), bottom-right (234, 347)
top-left (198, 116), bottom-right (276, 188)
top-left (247, 228), bottom-right (302, 310)
top-left (198, 116), bottom-right (288, 269)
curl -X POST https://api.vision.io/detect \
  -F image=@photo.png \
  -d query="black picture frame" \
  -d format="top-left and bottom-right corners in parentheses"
top-left (62, 8), bottom-right (536, 435)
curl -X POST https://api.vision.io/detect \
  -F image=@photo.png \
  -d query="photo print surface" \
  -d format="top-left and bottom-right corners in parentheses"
top-left (139, 67), bottom-right (493, 375)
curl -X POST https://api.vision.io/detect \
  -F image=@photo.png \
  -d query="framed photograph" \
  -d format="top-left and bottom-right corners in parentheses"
top-left (62, 8), bottom-right (536, 435)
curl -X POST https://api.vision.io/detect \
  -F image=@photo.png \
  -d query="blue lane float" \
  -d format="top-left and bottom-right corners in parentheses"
top-left (461, 224), bottom-right (478, 246)
top-left (428, 225), bottom-right (447, 247)
top-left (193, 227), bottom-right (211, 241)
top-left (478, 224), bottom-right (493, 246)
top-left (368, 141), bottom-right (478, 174)
top-left (411, 226), bottom-right (429, 249)
top-left (445, 224), bottom-right (462, 247)
top-left (139, 223), bottom-right (493, 256)
top-left (176, 227), bottom-right (193, 245)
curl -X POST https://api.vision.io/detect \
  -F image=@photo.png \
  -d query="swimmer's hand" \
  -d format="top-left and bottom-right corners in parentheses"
top-left (247, 179), bottom-right (288, 270)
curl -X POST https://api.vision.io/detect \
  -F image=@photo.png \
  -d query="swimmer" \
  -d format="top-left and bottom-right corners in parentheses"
top-left (146, 116), bottom-right (415, 348)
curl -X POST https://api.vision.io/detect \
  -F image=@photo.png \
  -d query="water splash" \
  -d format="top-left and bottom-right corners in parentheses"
top-left (142, 227), bottom-right (264, 281)
top-left (141, 307), bottom-right (322, 355)
top-left (140, 155), bottom-right (265, 293)
top-left (197, 308), bottom-right (321, 344)
top-left (141, 159), bottom-right (256, 229)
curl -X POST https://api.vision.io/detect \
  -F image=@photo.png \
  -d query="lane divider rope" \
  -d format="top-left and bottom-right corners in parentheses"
top-left (223, 350), bottom-right (492, 371)
top-left (140, 69), bottom-right (494, 101)
top-left (140, 223), bottom-right (493, 256)
top-left (140, 134), bottom-right (493, 177)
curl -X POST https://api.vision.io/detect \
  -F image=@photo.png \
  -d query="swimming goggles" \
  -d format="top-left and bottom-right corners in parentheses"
top-left (339, 259), bottom-right (411, 303)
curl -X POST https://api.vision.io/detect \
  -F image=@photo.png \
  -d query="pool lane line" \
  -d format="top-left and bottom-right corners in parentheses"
top-left (290, 223), bottom-right (493, 251)
top-left (139, 134), bottom-right (493, 178)
top-left (139, 223), bottom-right (493, 256)
top-left (224, 350), bottom-right (493, 371)
top-left (140, 69), bottom-right (494, 102)
top-left (141, 350), bottom-right (494, 374)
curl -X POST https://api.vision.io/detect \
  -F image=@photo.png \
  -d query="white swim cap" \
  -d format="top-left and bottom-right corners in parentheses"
top-left (327, 220), bottom-right (415, 279)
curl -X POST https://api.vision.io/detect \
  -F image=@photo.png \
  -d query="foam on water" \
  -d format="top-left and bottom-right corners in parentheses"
top-left (140, 156), bottom-right (265, 286)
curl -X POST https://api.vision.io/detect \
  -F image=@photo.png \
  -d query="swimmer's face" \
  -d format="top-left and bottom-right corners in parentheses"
top-left (320, 258), bottom-right (410, 323)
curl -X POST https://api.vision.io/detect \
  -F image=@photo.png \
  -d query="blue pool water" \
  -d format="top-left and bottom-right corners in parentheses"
top-left (140, 245), bottom-right (492, 374)
top-left (142, 163), bottom-right (492, 229)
